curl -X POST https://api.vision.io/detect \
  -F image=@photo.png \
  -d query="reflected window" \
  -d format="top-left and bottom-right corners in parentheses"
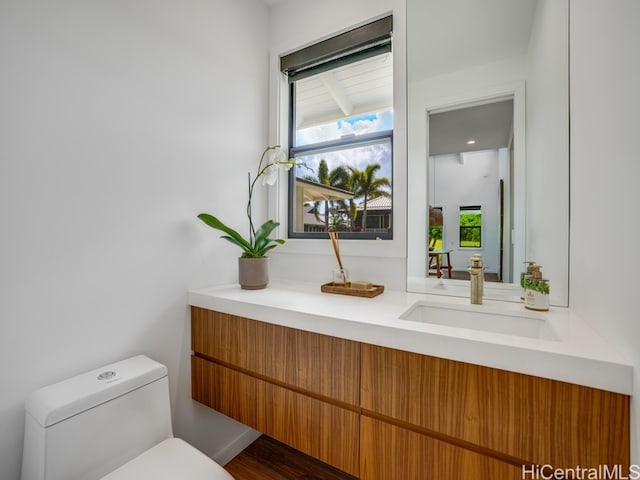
top-left (429, 206), bottom-right (443, 249)
top-left (459, 206), bottom-right (482, 248)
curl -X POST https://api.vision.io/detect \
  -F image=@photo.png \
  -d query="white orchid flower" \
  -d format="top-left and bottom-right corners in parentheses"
top-left (261, 164), bottom-right (279, 186)
top-left (261, 149), bottom-right (295, 185)
top-left (270, 148), bottom-right (287, 165)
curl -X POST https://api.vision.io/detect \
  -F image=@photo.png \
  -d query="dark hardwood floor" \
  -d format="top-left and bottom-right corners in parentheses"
top-left (224, 435), bottom-right (357, 480)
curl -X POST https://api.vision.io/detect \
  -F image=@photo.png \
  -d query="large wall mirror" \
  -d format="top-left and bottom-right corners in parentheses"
top-left (406, 0), bottom-right (569, 306)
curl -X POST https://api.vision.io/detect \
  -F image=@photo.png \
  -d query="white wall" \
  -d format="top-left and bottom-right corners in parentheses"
top-left (525, 0), bottom-right (570, 306)
top-left (266, 0), bottom-right (407, 290)
top-left (569, 0), bottom-right (640, 462)
top-left (0, 1), bottom-right (267, 477)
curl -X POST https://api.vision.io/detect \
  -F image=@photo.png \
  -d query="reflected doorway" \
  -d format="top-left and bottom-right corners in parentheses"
top-left (427, 98), bottom-right (514, 283)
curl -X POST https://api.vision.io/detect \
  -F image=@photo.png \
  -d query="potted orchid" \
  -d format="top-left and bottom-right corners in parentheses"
top-left (198, 146), bottom-right (295, 289)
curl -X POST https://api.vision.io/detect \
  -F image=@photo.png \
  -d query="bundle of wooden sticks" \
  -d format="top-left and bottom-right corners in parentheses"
top-left (328, 230), bottom-right (345, 279)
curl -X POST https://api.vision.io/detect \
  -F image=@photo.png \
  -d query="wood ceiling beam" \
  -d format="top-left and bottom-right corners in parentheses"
top-left (319, 72), bottom-right (353, 117)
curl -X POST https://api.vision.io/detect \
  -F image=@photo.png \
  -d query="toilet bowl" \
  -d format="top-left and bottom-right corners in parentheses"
top-left (21, 355), bottom-right (233, 480)
top-left (100, 438), bottom-right (230, 480)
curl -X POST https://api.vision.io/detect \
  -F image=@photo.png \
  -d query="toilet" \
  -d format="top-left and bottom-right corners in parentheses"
top-left (21, 355), bottom-right (234, 480)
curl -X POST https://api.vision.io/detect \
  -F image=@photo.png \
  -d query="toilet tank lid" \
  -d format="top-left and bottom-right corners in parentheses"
top-left (25, 355), bottom-right (168, 428)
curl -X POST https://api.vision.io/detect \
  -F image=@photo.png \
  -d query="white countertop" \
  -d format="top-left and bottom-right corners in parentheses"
top-left (188, 281), bottom-right (633, 395)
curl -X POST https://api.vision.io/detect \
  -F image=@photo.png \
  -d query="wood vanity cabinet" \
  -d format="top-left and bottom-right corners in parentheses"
top-left (190, 307), bottom-right (361, 476)
top-left (360, 344), bottom-right (630, 479)
top-left (191, 307), bottom-right (630, 479)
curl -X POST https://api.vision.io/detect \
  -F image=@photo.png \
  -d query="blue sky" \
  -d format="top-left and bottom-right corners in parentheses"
top-left (296, 110), bottom-right (393, 146)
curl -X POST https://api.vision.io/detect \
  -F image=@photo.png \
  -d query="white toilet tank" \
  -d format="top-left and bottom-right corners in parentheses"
top-left (22, 355), bottom-right (173, 480)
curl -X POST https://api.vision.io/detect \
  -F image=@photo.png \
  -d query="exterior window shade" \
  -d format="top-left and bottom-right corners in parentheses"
top-left (280, 16), bottom-right (392, 82)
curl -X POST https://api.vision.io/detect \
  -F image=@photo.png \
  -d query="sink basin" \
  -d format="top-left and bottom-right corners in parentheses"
top-left (400, 302), bottom-right (559, 341)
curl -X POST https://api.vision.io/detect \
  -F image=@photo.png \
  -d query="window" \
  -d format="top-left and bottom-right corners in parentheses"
top-left (459, 206), bottom-right (482, 248)
top-left (429, 206), bottom-right (443, 250)
top-left (281, 16), bottom-right (393, 239)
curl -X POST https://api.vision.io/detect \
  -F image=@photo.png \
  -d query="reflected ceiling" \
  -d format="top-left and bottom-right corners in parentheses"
top-left (408, 0), bottom-right (538, 80)
top-left (429, 99), bottom-right (514, 156)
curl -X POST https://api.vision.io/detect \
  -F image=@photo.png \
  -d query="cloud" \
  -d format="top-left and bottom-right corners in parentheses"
top-left (296, 110), bottom-right (393, 146)
top-left (293, 111), bottom-right (394, 192)
top-left (294, 141), bottom-right (392, 183)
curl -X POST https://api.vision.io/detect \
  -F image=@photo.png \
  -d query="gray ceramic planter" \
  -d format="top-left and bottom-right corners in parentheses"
top-left (238, 257), bottom-right (268, 290)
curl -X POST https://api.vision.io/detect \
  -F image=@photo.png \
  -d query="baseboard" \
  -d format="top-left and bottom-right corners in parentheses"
top-left (213, 427), bottom-right (262, 466)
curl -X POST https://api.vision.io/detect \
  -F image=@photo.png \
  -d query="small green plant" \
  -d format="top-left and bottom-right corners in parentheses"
top-left (523, 277), bottom-right (550, 295)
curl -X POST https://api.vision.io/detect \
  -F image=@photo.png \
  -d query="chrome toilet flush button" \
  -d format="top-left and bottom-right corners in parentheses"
top-left (97, 371), bottom-right (116, 381)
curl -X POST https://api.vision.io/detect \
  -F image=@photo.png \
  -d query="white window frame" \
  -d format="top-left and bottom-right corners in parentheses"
top-left (266, 13), bottom-right (407, 259)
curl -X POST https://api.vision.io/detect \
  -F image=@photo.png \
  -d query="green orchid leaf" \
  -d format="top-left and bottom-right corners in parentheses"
top-left (219, 235), bottom-right (252, 254)
top-left (254, 236), bottom-right (285, 251)
top-left (254, 219), bottom-right (280, 245)
top-left (257, 243), bottom-right (281, 255)
top-left (254, 237), bottom-right (285, 255)
top-left (197, 213), bottom-right (253, 252)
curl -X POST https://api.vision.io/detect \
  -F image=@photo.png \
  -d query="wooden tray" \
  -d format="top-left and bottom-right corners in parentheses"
top-left (320, 282), bottom-right (384, 298)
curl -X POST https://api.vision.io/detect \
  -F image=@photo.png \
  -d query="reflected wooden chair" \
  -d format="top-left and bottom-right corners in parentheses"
top-left (428, 249), bottom-right (452, 278)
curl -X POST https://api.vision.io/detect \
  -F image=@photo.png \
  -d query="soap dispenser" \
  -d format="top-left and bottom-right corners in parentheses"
top-left (520, 261), bottom-right (537, 300)
top-left (524, 266), bottom-right (550, 311)
top-left (468, 254), bottom-right (484, 305)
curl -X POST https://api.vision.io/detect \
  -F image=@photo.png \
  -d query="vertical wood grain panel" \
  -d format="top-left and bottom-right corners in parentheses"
top-left (360, 416), bottom-right (523, 480)
top-left (191, 307), bottom-right (360, 406)
top-left (192, 356), bottom-right (360, 476)
top-left (360, 344), bottom-right (629, 469)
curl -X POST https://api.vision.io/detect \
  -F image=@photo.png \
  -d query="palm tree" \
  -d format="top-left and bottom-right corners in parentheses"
top-left (348, 164), bottom-right (391, 232)
top-left (305, 160), bottom-right (354, 230)
top-left (326, 165), bottom-right (353, 229)
top-left (317, 160), bottom-right (330, 229)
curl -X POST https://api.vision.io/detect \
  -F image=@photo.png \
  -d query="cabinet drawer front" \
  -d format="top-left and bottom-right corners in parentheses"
top-left (361, 344), bottom-right (629, 469)
top-left (360, 416), bottom-right (523, 480)
top-left (192, 356), bottom-right (360, 476)
top-left (191, 307), bottom-right (360, 406)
